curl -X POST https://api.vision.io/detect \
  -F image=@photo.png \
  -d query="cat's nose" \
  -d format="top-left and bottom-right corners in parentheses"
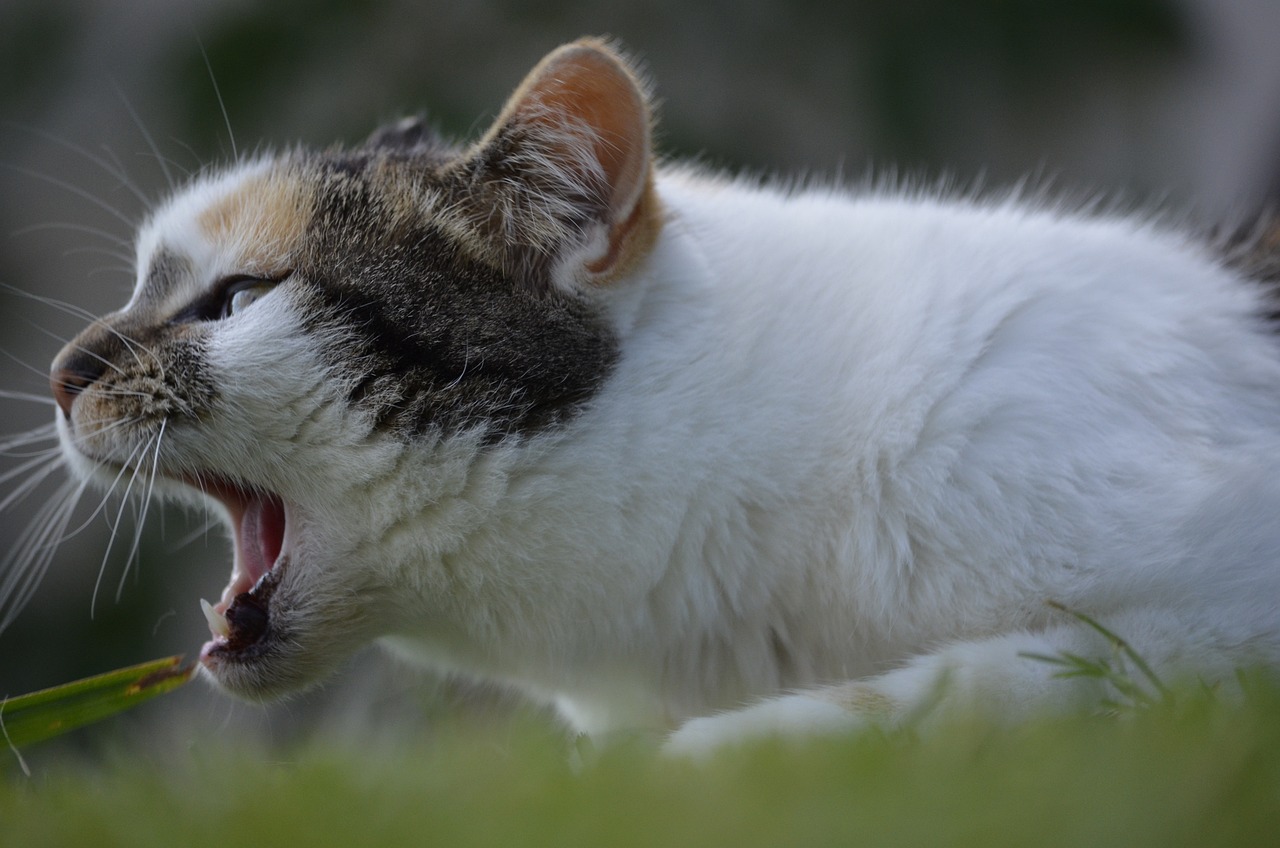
top-left (50, 350), bottom-right (107, 418)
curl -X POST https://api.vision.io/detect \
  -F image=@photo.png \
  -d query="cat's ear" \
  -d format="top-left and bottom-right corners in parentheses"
top-left (363, 115), bottom-right (452, 154)
top-left (444, 38), bottom-right (659, 293)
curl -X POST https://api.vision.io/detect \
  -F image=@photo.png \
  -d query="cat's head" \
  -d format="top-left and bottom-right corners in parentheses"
top-left (48, 39), bottom-right (660, 699)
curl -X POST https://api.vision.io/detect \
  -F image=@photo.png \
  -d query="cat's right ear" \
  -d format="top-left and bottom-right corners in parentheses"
top-left (444, 38), bottom-right (660, 294)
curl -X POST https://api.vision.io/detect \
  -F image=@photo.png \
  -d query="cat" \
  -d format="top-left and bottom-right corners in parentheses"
top-left (21, 36), bottom-right (1280, 756)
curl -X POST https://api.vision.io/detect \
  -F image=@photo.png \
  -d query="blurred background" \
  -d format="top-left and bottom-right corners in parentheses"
top-left (2, 0), bottom-right (1279, 764)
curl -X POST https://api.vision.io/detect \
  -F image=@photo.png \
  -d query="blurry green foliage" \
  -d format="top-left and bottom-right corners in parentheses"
top-left (166, 0), bottom-right (393, 156)
top-left (799, 0), bottom-right (1187, 160)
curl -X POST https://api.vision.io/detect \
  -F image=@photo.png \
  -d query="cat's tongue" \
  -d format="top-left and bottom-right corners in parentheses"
top-left (223, 494), bottom-right (286, 607)
top-left (193, 479), bottom-right (287, 613)
top-left (196, 481), bottom-right (287, 648)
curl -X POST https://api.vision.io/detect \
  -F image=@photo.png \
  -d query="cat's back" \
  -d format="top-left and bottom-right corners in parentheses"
top-left (646, 170), bottom-right (1280, 442)
top-left (615, 169), bottom-right (1280, 624)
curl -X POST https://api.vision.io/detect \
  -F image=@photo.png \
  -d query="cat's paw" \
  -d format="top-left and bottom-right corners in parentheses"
top-left (662, 692), bottom-right (869, 759)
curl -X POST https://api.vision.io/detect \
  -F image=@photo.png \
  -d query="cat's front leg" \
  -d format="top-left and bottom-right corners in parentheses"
top-left (663, 606), bottom-right (1259, 758)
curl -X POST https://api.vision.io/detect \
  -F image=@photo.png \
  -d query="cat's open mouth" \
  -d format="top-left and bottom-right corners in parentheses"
top-left (193, 477), bottom-right (291, 663)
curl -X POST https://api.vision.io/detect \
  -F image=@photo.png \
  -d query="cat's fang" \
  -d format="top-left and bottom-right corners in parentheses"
top-left (200, 597), bottom-right (230, 639)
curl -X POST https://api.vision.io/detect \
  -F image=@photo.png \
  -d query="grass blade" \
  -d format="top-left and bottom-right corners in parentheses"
top-left (1, 655), bottom-right (195, 749)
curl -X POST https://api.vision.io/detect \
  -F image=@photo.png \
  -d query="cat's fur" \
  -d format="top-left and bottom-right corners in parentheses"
top-left (40, 38), bottom-right (1280, 754)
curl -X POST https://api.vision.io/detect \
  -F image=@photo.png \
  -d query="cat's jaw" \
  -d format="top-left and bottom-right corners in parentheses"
top-left (188, 472), bottom-right (384, 700)
top-left (192, 477), bottom-right (288, 656)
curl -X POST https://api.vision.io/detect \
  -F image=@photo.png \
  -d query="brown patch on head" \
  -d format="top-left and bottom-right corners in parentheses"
top-left (197, 170), bottom-right (312, 274)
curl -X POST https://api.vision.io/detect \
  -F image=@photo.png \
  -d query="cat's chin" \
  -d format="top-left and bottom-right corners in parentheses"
top-left (184, 474), bottom-right (376, 700)
top-left (196, 562), bottom-right (318, 702)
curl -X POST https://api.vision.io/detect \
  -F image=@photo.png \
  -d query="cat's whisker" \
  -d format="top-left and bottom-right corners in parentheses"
top-left (165, 133), bottom-right (211, 178)
top-left (18, 312), bottom-right (165, 384)
top-left (31, 324), bottom-right (131, 379)
top-left (115, 420), bottom-right (167, 602)
top-left (86, 323), bottom-right (160, 377)
top-left (0, 348), bottom-right (59, 386)
top-left (0, 445), bottom-right (63, 464)
top-left (61, 245), bottom-right (135, 265)
top-left (166, 512), bottom-right (224, 554)
top-left (0, 476), bottom-right (84, 635)
top-left (89, 437), bottom-right (153, 618)
top-left (10, 221), bottom-right (133, 250)
top-left (2, 348), bottom-right (158, 408)
top-left (111, 80), bottom-right (177, 193)
top-left (1, 164), bottom-right (136, 229)
top-left (196, 35), bottom-right (238, 163)
top-left (0, 389), bottom-right (57, 407)
top-left (7, 288), bottom-right (168, 379)
top-left (58, 439), bottom-right (151, 544)
top-left (1, 281), bottom-right (112, 325)
top-left (104, 141), bottom-right (176, 195)
top-left (0, 450), bottom-right (65, 489)
top-left (73, 415), bottom-right (150, 446)
top-left (3, 121), bottom-right (152, 208)
top-left (0, 442), bottom-right (60, 466)
top-left (0, 422), bottom-right (59, 454)
top-left (0, 450), bottom-right (66, 515)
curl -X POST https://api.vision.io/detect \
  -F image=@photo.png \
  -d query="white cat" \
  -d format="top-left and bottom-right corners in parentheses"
top-left (24, 38), bottom-right (1280, 755)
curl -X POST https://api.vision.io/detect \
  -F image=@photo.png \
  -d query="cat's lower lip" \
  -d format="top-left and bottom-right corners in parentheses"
top-left (200, 563), bottom-right (284, 663)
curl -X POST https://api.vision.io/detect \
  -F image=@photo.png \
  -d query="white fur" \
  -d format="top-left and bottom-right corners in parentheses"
top-left (99, 160), bottom-right (1280, 750)
top-left (366, 170), bottom-right (1280, 744)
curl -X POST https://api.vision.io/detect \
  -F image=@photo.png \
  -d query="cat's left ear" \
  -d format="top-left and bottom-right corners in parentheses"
top-left (445, 38), bottom-right (659, 293)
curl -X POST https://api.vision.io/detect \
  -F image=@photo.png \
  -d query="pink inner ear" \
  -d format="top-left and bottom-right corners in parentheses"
top-left (515, 43), bottom-right (652, 226)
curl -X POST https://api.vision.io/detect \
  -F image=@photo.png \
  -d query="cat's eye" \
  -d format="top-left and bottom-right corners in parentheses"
top-left (220, 276), bottom-right (286, 319)
top-left (171, 273), bottom-right (291, 324)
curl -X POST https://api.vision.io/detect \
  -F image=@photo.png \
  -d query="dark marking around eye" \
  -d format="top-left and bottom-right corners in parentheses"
top-left (171, 271), bottom-right (292, 324)
top-left (293, 157), bottom-right (620, 442)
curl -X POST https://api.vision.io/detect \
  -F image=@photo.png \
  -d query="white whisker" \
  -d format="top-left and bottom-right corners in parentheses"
top-left (0, 389), bottom-right (56, 407)
top-left (167, 513), bottom-right (224, 553)
top-left (89, 437), bottom-right (151, 618)
top-left (32, 325), bottom-right (130, 379)
top-left (111, 79), bottom-right (177, 192)
top-left (0, 422), bottom-right (58, 453)
top-left (3, 285), bottom-right (170, 384)
top-left (0, 281), bottom-right (109, 324)
top-left (3, 121), bottom-right (152, 208)
top-left (0, 477), bottom-right (84, 635)
top-left (0, 445), bottom-right (62, 464)
top-left (70, 416), bottom-right (153, 453)
top-left (0, 349), bottom-right (57, 385)
top-left (1, 164), bottom-right (136, 229)
top-left (4, 286), bottom-right (166, 378)
top-left (0, 450), bottom-right (63, 489)
top-left (10, 221), bottom-right (132, 249)
top-left (197, 35), bottom-right (238, 162)
top-left (116, 420), bottom-right (167, 602)
top-left (62, 245), bottom-right (135, 265)
top-left (0, 451), bottom-right (64, 514)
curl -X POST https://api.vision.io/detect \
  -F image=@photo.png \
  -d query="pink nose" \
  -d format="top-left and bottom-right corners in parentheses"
top-left (50, 354), bottom-right (105, 418)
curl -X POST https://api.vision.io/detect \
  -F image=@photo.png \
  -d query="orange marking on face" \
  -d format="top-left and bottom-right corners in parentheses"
top-left (197, 171), bottom-right (311, 273)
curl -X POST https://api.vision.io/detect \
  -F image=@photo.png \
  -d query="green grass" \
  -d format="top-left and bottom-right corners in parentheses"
top-left (0, 656), bottom-right (193, 753)
top-left (3, 679), bottom-right (1279, 847)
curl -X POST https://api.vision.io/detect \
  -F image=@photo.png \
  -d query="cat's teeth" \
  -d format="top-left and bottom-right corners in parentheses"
top-left (201, 598), bottom-right (230, 639)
